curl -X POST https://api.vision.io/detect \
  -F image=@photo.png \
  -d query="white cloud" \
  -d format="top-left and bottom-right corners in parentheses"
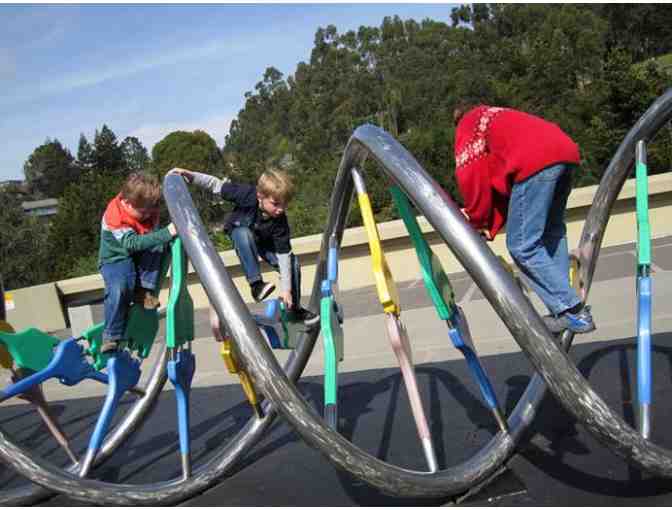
top-left (46, 38), bottom-right (234, 95)
top-left (2, 33), bottom-right (260, 107)
top-left (126, 113), bottom-right (235, 151)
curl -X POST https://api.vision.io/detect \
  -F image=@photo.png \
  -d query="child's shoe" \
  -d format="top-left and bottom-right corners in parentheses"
top-left (544, 305), bottom-right (595, 334)
top-left (251, 280), bottom-right (275, 302)
top-left (134, 288), bottom-right (160, 310)
top-left (290, 307), bottom-right (320, 328)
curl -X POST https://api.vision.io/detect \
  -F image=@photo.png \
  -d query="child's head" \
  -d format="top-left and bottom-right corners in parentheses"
top-left (120, 172), bottom-right (161, 221)
top-left (453, 100), bottom-right (476, 126)
top-left (256, 168), bottom-right (294, 218)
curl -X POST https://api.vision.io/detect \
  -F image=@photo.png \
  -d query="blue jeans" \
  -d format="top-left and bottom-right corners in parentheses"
top-left (506, 163), bottom-right (581, 316)
top-left (230, 227), bottom-right (301, 306)
top-left (100, 246), bottom-right (164, 341)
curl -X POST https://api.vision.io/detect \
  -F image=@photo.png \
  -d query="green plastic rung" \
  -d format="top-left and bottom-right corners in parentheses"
top-left (278, 302), bottom-right (291, 349)
top-left (0, 328), bottom-right (60, 373)
top-left (636, 151), bottom-right (651, 266)
top-left (166, 238), bottom-right (195, 349)
top-left (390, 186), bottom-right (455, 321)
top-left (278, 302), bottom-right (310, 349)
top-left (83, 305), bottom-right (160, 370)
top-left (321, 296), bottom-right (343, 406)
top-left (83, 243), bottom-right (174, 369)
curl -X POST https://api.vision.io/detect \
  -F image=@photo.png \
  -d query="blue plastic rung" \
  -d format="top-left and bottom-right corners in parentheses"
top-left (327, 245), bottom-right (339, 283)
top-left (321, 279), bottom-right (332, 297)
top-left (260, 323), bottom-right (282, 349)
top-left (167, 350), bottom-right (196, 456)
top-left (84, 351), bottom-right (141, 459)
top-left (447, 307), bottom-right (500, 412)
top-left (637, 275), bottom-right (652, 406)
top-left (0, 339), bottom-right (106, 403)
top-left (264, 299), bottom-right (280, 321)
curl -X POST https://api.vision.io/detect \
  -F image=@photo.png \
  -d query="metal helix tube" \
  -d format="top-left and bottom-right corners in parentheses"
top-left (160, 130), bottom-right (570, 497)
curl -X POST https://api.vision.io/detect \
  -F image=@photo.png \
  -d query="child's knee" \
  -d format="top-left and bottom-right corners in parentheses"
top-left (231, 227), bottom-right (255, 246)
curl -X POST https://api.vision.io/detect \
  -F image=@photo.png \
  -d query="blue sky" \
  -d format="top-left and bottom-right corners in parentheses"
top-left (0, 3), bottom-right (455, 181)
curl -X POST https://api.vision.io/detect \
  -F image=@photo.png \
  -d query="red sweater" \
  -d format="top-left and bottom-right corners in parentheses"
top-left (454, 105), bottom-right (580, 238)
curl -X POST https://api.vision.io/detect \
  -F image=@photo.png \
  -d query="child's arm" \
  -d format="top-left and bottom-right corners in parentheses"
top-left (170, 168), bottom-right (230, 195)
top-left (274, 218), bottom-right (293, 306)
top-left (119, 224), bottom-right (176, 253)
top-left (277, 253), bottom-right (292, 306)
top-left (455, 161), bottom-right (493, 232)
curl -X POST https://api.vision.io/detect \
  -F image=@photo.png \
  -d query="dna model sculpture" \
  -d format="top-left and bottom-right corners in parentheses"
top-left (0, 87), bottom-right (670, 504)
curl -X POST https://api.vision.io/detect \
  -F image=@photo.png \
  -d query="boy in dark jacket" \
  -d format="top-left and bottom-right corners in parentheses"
top-left (98, 172), bottom-right (177, 353)
top-left (171, 167), bottom-right (318, 326)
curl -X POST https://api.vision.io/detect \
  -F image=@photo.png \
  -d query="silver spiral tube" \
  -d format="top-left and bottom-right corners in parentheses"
top-left (161, 131), bottom-right (567, 497)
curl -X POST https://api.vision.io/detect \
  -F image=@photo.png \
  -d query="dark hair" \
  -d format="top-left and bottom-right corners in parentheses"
top-left (120, 172), bottom-right (161, 209)
top-left (453, 100), bottom-right (477, 126)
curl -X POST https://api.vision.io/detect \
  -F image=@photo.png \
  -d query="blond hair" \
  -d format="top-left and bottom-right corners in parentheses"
top-left (120, 172), bottom-right (161, 209)
top-left (257, 168), bottom-right (294, 203)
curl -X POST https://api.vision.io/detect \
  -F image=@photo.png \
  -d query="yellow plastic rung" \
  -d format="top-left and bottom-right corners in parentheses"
top-left (356, 192), bottom-right (401, 315)
top-left (220, 341), bottom-right (239, 374)
top-left (569, 254), bottom-right (581, 293)
top-left (238, 371), bottom-right (260, 408)
top-left (219, 340), bottom-right (260, 410)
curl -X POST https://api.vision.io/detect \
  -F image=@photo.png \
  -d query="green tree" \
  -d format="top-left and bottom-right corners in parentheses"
top-left (76, 133), bottom-right (96, 173)
top-left (23, 139), bottom-right (77, 198)
top-left (48, 172), bottom-right (125, 279)
top-left (152, 130), bottom-right (226, 226)
top-left (587, 4), bottom-right (672, 62)
top-left (94, 124), bottom-right (124, 175)
top-left (0, 190), bottom-right (52, 289)
top-left (152, 130), bottom-right (222, 176)
top-left (120, 136), bottom-right (151, 173)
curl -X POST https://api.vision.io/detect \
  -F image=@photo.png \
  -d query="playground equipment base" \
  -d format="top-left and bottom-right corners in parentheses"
top-left (2, 335), bottom-right (672, 507)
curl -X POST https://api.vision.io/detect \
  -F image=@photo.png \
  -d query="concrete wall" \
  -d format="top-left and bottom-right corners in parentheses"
top-left (6, 173), bottom-right (672, 332)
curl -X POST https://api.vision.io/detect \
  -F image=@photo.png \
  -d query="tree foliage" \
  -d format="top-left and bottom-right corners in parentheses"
top-left (120, 136), bottom-right (151, 173)
top-left (0, 190), bottom-right (52, 290)
top-left (223, 4), bottom-right (672, 236)
top-left (5, 4), bottom-right (672, 288)
top-left (151, 129), bottom-right (227, 226)
top-left (93, 124), bottom-right (125, 175)
top-left (152, 130), bottom-right (222, 176)
top-left (47, 172), bottom-right (125, 278)
top-left (23, 139), bottom-right (77, 198)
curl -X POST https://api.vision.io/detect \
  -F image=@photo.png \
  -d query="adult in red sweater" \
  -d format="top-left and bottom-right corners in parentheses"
top-left (453, 103), bottom-right (595, 334)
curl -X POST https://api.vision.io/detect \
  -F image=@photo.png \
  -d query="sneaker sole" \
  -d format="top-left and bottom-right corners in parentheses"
top-left (568, 323), bottom-right (596, 334)
top-left (303, 316), bottom-right (320, 327)
top-left (254, 284), bottom-right (275, 303)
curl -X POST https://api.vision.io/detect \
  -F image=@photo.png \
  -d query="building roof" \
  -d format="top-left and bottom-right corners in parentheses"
top-left (21, 198), bottom-right (58, 211)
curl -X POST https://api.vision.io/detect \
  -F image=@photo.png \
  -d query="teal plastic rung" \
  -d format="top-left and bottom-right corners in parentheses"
top-left (83, 242), bottom-right (174, 369)
top-left (166, 238), bottom-right (195, 349)
top-left (0, 328), bottom-right (59, 373)
top-left (635, 141), bottom-right (651, 266)
top-left (322, 296), bottom-right (344, 408)
top-left (390, 186), bottom-right (455, 320)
